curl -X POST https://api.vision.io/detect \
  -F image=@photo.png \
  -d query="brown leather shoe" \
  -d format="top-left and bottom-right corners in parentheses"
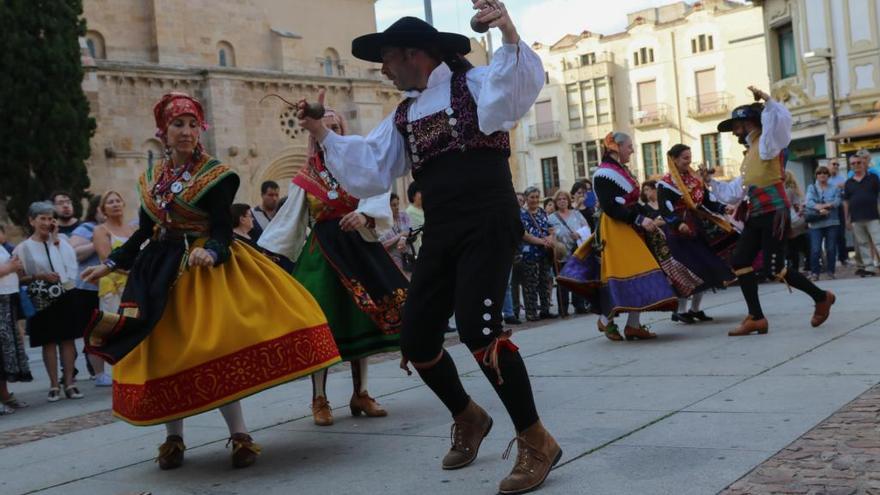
top-left (442, 400), bottom-right (493, 470)
top-left (624, 325), bottom-right (657, 341)
top-left (498, 421), bottom-right (562, 494)
top-left (811, 291), bottom-right (835, 327)
top-left (728, 316), bottom-right (769, 336)
top-left (312, 396), bottom-right (334, 426)
top-left (156, 435), bottom-right (185, 470)
top-left (227, 433), bottom-right (260, 469)
top-left (603, 322), bottom-right (624, 341)
top-left (350, 391), bottom-right (388, 417)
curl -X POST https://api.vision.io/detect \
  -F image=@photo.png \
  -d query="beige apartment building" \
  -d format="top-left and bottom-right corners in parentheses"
top-left (755, 0), bottom-right (880, 186)
top-left (79, 0), bottom-right (489, 216)
top-left (514, 0), bottom-right (769, 196)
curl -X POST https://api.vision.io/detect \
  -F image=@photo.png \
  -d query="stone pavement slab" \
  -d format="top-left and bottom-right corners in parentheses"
top-left (2, 278), bottom-right (880, 495)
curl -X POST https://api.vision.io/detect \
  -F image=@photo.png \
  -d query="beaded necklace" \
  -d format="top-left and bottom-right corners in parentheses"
top-left (151, 156), bottom-right (196, 221)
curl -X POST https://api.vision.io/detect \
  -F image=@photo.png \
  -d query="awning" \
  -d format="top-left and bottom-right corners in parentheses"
top-left (831, 115), bottom-right (880, 140)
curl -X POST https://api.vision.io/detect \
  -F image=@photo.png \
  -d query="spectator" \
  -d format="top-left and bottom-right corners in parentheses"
top-left (515, 192), bottom-right (525, 209)
top-left (380, 193), bottom-right (412, 277)
top-left (547, 190), bottom-right (590, 317)
top-left (639, 180), bottom-right (661, 219)
top-left (91, 191), bottom-right (136, 386)
top-left (784, 170), bottom-right (810, 273)
top-left (543, 197), bottom-right (556, 215)
top-left (0, 231), bottom-right (32, 414)
top-left (250, 180), bottom-right (280, 240)
top-left (571, 180), bottom-right (597, 231)
top-left (516, 187), bottom-right (557, 321)
top-left (14, 201), bottom-right (83, 402)
top-left (844, 153), bottom-right (880, 277)
top-left (0, 225), bottom-right (13, 253)
top-left (805, 165), bottom-right (842, 280)
top-left (405, 182), bottom-right (424, 255)
top-left (827, 159), bottom-right (849, 266)
top-left (69, 195), bottom-right (103, 379)
top-left (847, 149), bottom-right (880, 178)
top-left (50, 191), bottom-right (80, 237)
top-left (231, 203), bottom-right (257, 246)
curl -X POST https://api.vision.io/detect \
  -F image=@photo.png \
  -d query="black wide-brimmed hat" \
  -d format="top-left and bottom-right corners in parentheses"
top-left (717, 103), bottom-right (764, 132)
top-left (352, 16), bottom-right (471, 63)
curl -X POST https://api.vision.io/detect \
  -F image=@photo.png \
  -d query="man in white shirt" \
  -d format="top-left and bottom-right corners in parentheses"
top-left (295, 5), bottom-right (559, 494)
top-left (710, 86), bottom-right (833, 337)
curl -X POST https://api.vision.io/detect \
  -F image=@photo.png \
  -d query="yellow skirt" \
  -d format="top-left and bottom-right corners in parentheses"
top-left (112, 241), bottom-right (340, 425)
top-left (563, 215), bottom-right (677, 317)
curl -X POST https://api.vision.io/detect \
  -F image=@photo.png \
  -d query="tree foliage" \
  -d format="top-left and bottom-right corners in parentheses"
top-left (0, 0), bottom-right (95, 225)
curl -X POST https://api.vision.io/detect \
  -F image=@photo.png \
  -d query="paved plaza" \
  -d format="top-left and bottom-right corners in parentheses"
top-left (2, 277), bottom-right (880, 495)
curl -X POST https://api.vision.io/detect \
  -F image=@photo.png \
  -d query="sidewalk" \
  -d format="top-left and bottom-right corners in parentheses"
top-left (1, 277), bottom-right (878, 495)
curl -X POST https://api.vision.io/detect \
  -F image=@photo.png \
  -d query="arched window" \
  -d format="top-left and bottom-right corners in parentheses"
top-left (217, 41), bottom-right (235, 67)
top-left (323, 48), bottom-right (340, 76)
top-left (85, 30), bottom-right (106, 59)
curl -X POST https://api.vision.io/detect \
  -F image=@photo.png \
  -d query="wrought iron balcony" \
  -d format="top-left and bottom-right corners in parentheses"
top-left (631, 103), bottom-right (672, 128)
top-left (687, 92), bottom-right (733, 119)
top-left (529, 121), bottom-right (562, 143)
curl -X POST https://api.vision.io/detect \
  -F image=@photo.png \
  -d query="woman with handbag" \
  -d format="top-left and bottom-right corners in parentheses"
top-left (516, 187), bottom-right (558, 321)
top-left (785, 171), bottom-right (810, 273)
top-left (258, 108), bottom-right (407, 427)
top-left (14, 201), bottom-right (82, 402)
top-left (805, 165), bottom-right (843, 280)
top-left (547, 190), bottom-right (589, 317)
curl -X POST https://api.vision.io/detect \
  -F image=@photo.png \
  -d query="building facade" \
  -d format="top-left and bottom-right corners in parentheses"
top-left (514, 0), bottom-right (769, 196)
top-left (79, 0), bottom-right (489, 217)
top-left (756, 0), bottom-right (880, 187)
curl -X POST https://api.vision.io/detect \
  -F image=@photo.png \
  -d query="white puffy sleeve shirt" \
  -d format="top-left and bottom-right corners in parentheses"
top-left (319, 40), bottom-right (545, 198)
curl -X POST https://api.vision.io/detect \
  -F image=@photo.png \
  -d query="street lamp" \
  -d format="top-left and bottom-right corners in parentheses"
top-left (424, 0), bottom-right (433, 25)
top-left (804, 48), bottom-right (839, 137)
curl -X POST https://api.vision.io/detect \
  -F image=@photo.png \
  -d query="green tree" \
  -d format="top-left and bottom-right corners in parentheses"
top-left (0, 0), bottom-right (95, 226)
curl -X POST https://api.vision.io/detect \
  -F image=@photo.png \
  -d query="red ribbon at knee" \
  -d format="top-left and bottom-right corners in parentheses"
top-left (473, 330), bottom-right (519, 386)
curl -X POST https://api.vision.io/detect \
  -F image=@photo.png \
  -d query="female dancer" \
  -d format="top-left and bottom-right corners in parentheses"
top-left (259, 108), bottom-right (406, 427)
top-left (559, 132), bottom-right (681, 341)
top-left (82, 92), bottom-right (340, 470)
top-left (658, 144), bottom-right (737, 324)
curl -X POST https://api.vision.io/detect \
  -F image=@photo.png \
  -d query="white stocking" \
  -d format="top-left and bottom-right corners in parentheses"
top-left (690, 293), bottom-right (704, 312)
top-left (219, 401), bottom-right (247, 436)
top-left (353, 359), bottom-right (369, 394)
top-left (677, 298), bottom-right (688, 313)
top-left (599, 314), bottom-right (609, 326)
top-left (165, 419), bottom-right (184, 438)
top-left (625, 311), bottom-right (641, 328)
top-left (312, 368), bottom-right (328, 399)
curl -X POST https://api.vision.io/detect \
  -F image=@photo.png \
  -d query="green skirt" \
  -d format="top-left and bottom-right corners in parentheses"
top-left (293, 232), bottom-right (400, 361)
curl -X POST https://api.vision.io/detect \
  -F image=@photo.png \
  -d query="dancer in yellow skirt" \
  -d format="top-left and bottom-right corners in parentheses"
top-left (82, 92), bottom-right (340, 470)
top-left (559, 132), bottom-right (684, 341)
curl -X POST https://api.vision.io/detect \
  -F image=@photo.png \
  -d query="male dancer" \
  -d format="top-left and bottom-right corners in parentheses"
top-left (710, 86), bottom-right (835, 335)
top-left (296, 3), bottom-right (559, 494)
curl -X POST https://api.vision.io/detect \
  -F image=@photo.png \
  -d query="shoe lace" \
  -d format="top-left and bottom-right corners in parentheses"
top-left (449, 422), bottom-right (467, 452)
top-left (502, 437), bottom-right (545, 473)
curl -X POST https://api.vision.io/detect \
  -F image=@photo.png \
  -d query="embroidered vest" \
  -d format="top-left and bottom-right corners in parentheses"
top-left (138, 155), bottom-right (234, 237)
top-left (742, 132), bottom-right (789, 215)
top-left (394, 70), bottom-right (510, 170)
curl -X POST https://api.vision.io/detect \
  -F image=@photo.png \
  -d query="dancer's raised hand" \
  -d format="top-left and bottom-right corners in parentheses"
top-left (297, 88), bottom-right (328, 139)
top-left (471, 0), bottom-right (519, 44)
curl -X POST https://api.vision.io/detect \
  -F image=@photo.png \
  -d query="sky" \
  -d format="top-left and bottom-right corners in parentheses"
top-left (375, 0), bottom-right (703, 46)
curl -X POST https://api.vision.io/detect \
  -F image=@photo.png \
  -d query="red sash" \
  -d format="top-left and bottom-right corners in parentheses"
top-left (292, 155), bottom-right (359, 221)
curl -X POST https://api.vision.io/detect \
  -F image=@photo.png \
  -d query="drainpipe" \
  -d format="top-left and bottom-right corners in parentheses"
top-left (671, 30), bottom-right (685, 142)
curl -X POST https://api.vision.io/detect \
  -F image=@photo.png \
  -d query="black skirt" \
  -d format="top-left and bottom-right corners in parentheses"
top-left (28, 288), bottom-right (97, 347)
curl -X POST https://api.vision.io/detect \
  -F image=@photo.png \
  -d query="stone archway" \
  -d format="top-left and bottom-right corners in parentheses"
top-left (252, 145), bottom-right (309, 203)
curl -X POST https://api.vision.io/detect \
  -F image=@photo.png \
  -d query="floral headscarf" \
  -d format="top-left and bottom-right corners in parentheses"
top-left (152, 92), bottom-right (209, 139)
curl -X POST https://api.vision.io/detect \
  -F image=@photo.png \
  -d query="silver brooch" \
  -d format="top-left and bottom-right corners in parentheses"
top-left (182, 171), bottom-right (192, 181)
top-left (171, 182), bottom-right (184, 194)
top-left (327, 190), bottom-right (339, 200)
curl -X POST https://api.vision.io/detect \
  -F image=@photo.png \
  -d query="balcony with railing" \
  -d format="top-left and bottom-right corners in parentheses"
top-left (529, 121), bottom-right (562, 143)
top-left (631, 103), bottom-right (673, 128)
top-left (687, 92), bottom-right (733, 119)
top-left (563, 52), bottom-right (615, 84)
